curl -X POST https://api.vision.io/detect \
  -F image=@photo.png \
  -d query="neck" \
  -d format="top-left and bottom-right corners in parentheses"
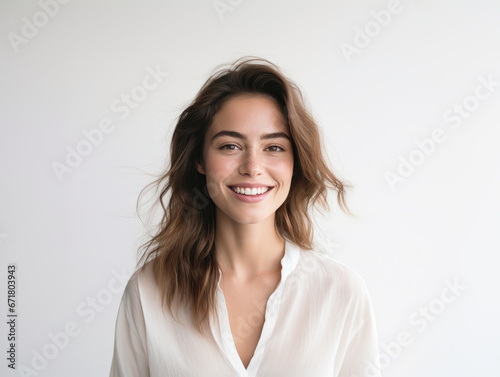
top-left (214, 209), bottom-right (286, 281)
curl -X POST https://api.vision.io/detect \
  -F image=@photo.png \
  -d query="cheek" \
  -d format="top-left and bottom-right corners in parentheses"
top-left (203, 156), bottom-right (236, 198)
top-left (271, 158), bottom-right (294, 181)
top-left (205, 155), bottom-right (236, 178)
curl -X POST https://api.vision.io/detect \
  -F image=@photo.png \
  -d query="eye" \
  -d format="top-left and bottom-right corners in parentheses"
top-left (219, 144), bottom-right (239, 151)
top-left (266, 145), bottom-right (285, 152)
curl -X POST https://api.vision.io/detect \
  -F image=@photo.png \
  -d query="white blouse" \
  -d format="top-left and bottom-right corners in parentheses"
top-left (109, 239), bottom-right (381, 377)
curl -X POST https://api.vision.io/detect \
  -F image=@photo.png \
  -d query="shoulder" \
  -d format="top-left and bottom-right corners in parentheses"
top-left (294, 246), bottom-right (374, 315)
top-left (298, 247), bottom-right (368, 291)
top-left (121, 260), bottom-right (158, 306)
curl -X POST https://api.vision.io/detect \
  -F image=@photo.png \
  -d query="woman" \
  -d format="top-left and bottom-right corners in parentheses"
top-left (109, 57), bottom-right (381, 377)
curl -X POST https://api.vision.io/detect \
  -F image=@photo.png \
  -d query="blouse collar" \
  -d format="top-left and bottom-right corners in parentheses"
top-left (212, 238), bottom-right (301, 375)
top-left (215, 238), bottom-right (300, 288)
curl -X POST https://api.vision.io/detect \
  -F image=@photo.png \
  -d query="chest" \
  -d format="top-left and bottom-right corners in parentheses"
top-left (220, 273), bottom-right (281, 368)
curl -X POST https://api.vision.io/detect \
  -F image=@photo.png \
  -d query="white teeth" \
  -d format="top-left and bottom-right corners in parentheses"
top-left (231, 186), bottom-right (270, 196)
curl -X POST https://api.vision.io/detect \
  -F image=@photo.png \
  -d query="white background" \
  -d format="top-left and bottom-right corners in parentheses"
top-left (1, 0), bottom-right (499, 376)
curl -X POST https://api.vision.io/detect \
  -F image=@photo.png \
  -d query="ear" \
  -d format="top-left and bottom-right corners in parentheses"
top-left (196, 160), bottom-right (206, 175)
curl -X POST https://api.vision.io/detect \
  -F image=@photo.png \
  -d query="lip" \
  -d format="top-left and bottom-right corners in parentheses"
top-left (227, 185), bottom-right (274, 203)
top-left (228, 183), bottom-right (274, 188)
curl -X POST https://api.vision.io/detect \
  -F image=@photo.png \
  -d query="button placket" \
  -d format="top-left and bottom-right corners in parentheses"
top-left (210, 240), bottom-right (301, 376)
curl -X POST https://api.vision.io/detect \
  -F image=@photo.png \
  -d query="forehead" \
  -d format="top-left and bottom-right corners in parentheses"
top-left (209, 94), bottom-right (288, 134)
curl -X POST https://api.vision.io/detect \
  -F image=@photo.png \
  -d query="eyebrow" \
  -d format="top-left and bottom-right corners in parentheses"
top-left (211, 130), bottom-right (291, 143)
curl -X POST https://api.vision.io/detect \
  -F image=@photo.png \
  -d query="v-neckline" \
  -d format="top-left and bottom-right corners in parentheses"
top-left (218, 285), bottom-right (275, 374)
top-left (219, 270), bottom-right (281, 369)
top-left (209, 239), bottom-right (301, 376)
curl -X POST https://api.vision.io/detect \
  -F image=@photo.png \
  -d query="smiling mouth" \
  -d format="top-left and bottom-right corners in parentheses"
top-left (228, 186), bottom-right (273, 196)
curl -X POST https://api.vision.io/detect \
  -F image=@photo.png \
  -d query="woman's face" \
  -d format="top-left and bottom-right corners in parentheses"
top-left (197, 94), bottom-right (294, 225)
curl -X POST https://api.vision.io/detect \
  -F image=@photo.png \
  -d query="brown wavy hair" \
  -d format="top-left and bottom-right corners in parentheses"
top-left (136, 56), bottom-right (352, 335)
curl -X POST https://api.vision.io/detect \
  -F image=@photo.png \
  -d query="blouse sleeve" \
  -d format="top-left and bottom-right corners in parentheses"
top-left (109, 271), bottom-right (150, 377)
top-left (337, 312), bottom-right (381, 377)
top-left (336, 272), bottom-right (381, 377)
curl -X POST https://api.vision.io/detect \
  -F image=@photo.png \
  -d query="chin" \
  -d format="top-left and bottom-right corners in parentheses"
top-left (231, 215), bottom-right (267, 225)
top-left (222, 210), bottom-right (275, 226)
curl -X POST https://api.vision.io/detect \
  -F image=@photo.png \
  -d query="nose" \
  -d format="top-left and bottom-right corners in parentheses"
top-left (238, 148), bottom-right (263, 177)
